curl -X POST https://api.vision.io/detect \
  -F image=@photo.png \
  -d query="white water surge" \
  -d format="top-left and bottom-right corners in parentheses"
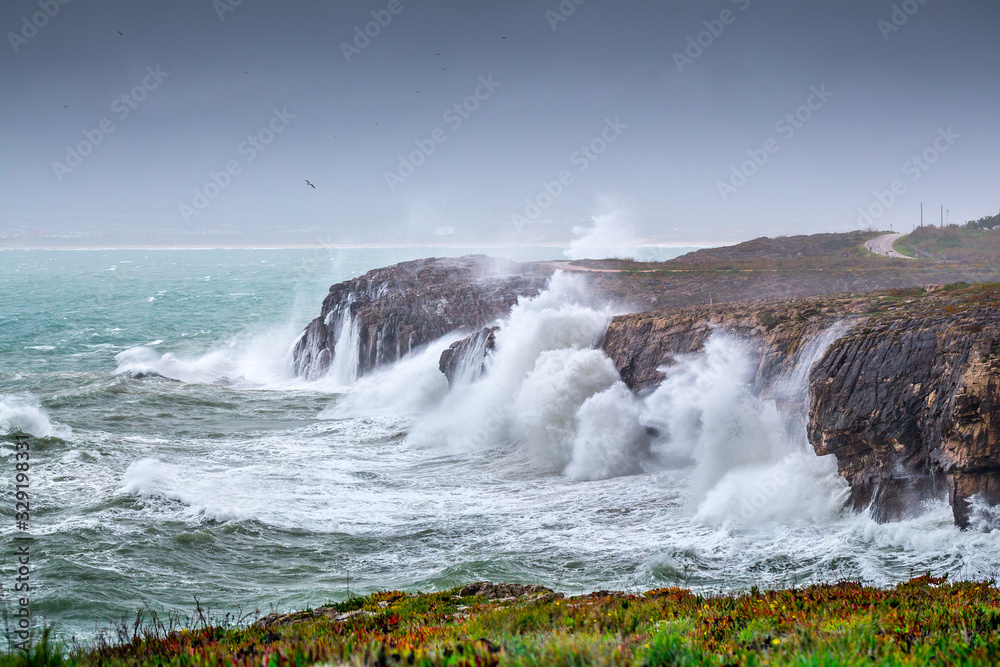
top-left (323, 272), bottom-right (850, 524)
top-left (7, 249), bottom-right (1000, 643)
top-left (0, 394), bottom-right (72, 439)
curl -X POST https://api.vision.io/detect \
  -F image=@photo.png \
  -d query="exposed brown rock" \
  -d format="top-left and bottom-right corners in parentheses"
top-left (457, 582), bottom-right (555, 599)
top-left (439, 326), bottom-right (498, 387)
top-left (291, 256), bottom-right (550, 379)
top-left (601, 301), bottom-right (843, 394)
top-left (808, 308), bottom-right (1000, 527)
top-left (603, 288), bottom-right (1000, 528)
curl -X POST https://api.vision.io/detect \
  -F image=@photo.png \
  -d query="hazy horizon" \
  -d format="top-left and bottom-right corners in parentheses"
top-left (3, 1), bottom-right (998, 248)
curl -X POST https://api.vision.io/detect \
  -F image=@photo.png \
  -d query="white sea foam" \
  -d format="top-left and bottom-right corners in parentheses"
top-left (114, 324), bottom-right (319, 390)
top-left (965, 496), bottom-right (1000, 533)
top-left (640, 331), bottom-right (851, 526)
top-left (323, 334), bottom-right (458, 418)
top-left (566, 381), bottom-right (650, 480)
top-left (370, 275), bottom-right (859, 528)
top-left (511, 348), bottom-right (625, 473)
top-left (327, 306), bottom-right (361, 385)
top-left (403, 273), bottom-right (625, 474)
top-left (119, 458), bottom-right (256, 523)
top-left (0, 394), bottom-right (72, 439)
top-left (643, 336), bottom-right (787, 496)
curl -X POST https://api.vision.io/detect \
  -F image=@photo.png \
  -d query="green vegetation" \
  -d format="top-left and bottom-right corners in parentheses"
top-left (757, 311), bottom-right (783, 330)
top-left (903, 213), bottom-right (1000, 262)
top-left (891, 235), bottom-right (917, 258)
top-left (963, 212), bottom-right (1000, 232)
top-left (571, 231), bottom-right (938, 278)
top-left (5, 577), bottom-right (1000, 666)
top-left (568, 230), bottom-right (1000, 314)
top-left (669, 231), bottom-right (882, 265)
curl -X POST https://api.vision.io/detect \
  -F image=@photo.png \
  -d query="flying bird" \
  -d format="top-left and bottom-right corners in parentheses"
top-left (305, 180), bottom-right (316, 189)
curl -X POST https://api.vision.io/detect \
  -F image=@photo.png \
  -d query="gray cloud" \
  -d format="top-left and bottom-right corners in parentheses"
top-left (2, 0), bottom-right (998, 246)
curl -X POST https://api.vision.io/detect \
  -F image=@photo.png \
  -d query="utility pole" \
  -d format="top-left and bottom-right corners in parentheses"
top-left (920, 202), bottom-right (923, 228)
top-left (941, 204), bottom-right (944, 226)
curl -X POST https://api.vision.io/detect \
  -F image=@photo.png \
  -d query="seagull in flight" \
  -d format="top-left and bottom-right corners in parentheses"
top-left (305, 180), bottom-right (316, 189)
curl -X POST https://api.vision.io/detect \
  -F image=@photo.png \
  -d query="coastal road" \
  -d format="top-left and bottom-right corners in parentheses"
top-left (865, 233), bottom-right (914, 259)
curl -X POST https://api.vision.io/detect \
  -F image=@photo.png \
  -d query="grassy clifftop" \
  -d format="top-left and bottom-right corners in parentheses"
top-left (667, 230), bottom-right (882, 267)
top-left (567, 231), bottom-right (1000, 312)
top-left (572, 231), bottom-right (882, 272)
top-left (11, 577), bottom-right (1000, 666)
top-left (900, 222), bottom-right (1000, 262)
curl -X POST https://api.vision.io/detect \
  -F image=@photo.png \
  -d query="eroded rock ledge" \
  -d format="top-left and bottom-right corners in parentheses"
top-left (291, 256), bottom-right (551, 379)
top-left (602, 288), bottom-right (1000, 528)
top-left (809, 308), bottom-right (1000, 527)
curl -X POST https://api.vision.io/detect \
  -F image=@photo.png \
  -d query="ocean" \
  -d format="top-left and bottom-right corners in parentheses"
top-left (1, 247), bottom-right (998, 642)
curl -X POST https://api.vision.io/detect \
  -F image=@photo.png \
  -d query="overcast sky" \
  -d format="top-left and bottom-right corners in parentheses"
top-left (1, 0), bottom-right (998, 245)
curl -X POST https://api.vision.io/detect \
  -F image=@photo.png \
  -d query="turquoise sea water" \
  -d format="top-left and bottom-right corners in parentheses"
top-left (1, 246), bottom-right (998, 643)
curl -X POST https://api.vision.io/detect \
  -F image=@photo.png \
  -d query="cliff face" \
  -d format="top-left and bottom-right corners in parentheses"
top-left (291, 256), bottom-right (550, 379)
top-left (600, 303), bottom-right (840, 394)
top-left (603, 290), bottom-right (1000, 528)
top-left (808, 309), bottom-right (1000, 527)
top-left (438, 326), bottom-right (498, 387)
top-left (293, 248), bottom-right (1000, 528)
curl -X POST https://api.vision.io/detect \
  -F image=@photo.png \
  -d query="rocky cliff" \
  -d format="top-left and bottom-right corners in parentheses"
top-left (600, 302), bottom-right (843, 394)
top-left (438, 326), bottom-right (498, 387)
top-left (291, 256), bottom-right (550, 379)
top-left (293, 246), bottom-right (1000, 528)
top-left (602, 286), bottom-right (1000, 528)
top-left (808, 306), bottom-right (1000, 528)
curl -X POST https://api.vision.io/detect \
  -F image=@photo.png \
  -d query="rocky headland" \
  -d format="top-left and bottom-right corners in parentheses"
top-left (602, 286), bottom-right (1000, 528)
top-left (292, 235), bottom-right (1000, 527)
top-left (291, 256), bottom-right (551, 379)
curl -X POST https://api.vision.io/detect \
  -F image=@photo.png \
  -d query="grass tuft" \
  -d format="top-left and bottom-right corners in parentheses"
top-left (3, 579), bottom-right (1000, 665)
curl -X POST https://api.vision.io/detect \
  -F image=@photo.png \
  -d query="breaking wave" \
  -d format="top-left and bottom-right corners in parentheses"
top-left (324, 272), bottom-right (851, 525)
top-left (112, 323), bottom-right (358, 392)
top-left (0, 394), bottom-right (72, 439)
